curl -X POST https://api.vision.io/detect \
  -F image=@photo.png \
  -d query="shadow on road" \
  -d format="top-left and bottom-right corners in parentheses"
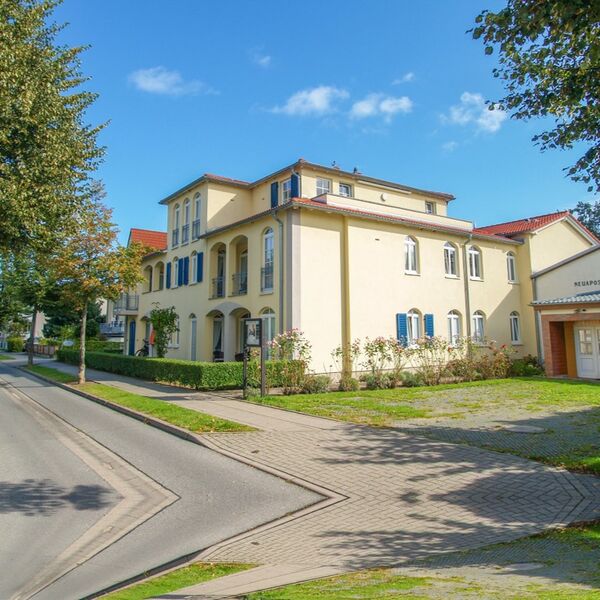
top-left (0, 478), bottom-right (114, 516)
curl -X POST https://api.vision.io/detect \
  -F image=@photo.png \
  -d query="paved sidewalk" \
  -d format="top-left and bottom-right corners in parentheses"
top-left (35, 361), bottom-right (600, 598)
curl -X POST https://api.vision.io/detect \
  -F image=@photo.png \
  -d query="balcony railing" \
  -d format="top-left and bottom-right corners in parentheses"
top-left (171, 228), bottom-right (179, 247)
top-left (192, 219), bottom-right (201, 240)
top-left (261, 264), bottom-right (274, 292)
top-left (231, 272), bottom-right (248, 296)
top-left (114, 293), bottom-right (139, 313)
top-left (99, 322), bottom-right (125, 337)
top-left (211, 277), bottom-right (225, 299)
top-left (181, 224), bottom-right (190, 244)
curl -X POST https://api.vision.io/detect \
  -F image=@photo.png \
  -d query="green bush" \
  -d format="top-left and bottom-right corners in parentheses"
top-left (510, 358), bottom-right (544, 377)
top-left (73, 340), bottom-right (123, 354)
top-left (6, 337), bottom-right (24, 352)
top-left (56, 349), bottom-right (304, 390)
top-left (362, 372), bottom-right (395, 390)
top-left (400, 370), bottom-right (424, 387)
top-left (338, 376), bottom-right (360, 391)
top-left (302, 374), bottom-right (331, 394)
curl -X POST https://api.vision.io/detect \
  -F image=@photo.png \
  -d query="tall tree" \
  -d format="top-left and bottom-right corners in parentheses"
top-left (0, 0), bottom-right (104, 253)
top-left (472, 1), bottom-right (600, 192)
top-left (53, 195), bottom-right (144, 383)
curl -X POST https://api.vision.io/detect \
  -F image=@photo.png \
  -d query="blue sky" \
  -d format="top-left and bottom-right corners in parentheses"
top-left (55, 0), bottom-right (597, 244)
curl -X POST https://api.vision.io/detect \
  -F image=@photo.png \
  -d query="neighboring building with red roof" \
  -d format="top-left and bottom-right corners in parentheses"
top-left (120, 159), bottom-right (599, 376)
top-left (128, 228), bottom-right (167, 251)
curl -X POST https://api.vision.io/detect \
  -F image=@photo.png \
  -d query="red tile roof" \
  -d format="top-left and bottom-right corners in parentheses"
top-left (473, 211), bottom-right (570, 237)
top-left (204, 173), bottom-right (250, 186)
top-left (129, 228), bottom-right (167, 250)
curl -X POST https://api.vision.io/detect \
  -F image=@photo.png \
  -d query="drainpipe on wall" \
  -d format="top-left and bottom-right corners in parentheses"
top-left (532, 276), bottom-right (544, 363)
top-left (272, 211), bottom-right (285, 334)
top-left (462, 234), bottom-right (473, 339)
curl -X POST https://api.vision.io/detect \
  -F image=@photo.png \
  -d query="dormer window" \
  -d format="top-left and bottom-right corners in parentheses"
top-left (425, 201), bottom-right (435, 214)
top-left (316, 177), bottom-right (331, 196)
top-left (339, 183), bottom-right (352, 197)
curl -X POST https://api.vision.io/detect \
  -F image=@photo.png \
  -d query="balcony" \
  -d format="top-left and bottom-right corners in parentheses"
top-left (261, 264), bottom-right (274, 292)
top-left (231, 272), bottom-right (248, 296)
top-left (171, 228), bottom-right (179, 247)
top-left (211, 277), bottom-right (225, 299)
top-left (113, 293), bottom-right (139, 315)
top-left (181, 224), bottom-right (190, 244)
top-left (192, 219), bottom-right (201, 240)
top-left (99, 322), bottom-right (125, 337)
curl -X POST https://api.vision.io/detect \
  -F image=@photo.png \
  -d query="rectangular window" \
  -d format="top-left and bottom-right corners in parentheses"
top-left (444, 245), bottom-right (457, 276)
top-left (469, 249), bottom-right (482, 279)
top-left (425, 201), bottom-right (436, 214)
top-left (507, 254), bottom-right (517, 282)
top-left (316, 177), bottom-right (331, 196)
top-left (510, 314), bottom-right (521, 344)
top-left (578, 329), bottom-right (593, 355)
top-left (339, 183), bottom-right (352, 197)
top-left (407, 313), bottom-right (420, 345)
top-left (281, 179), bottom-right (292, 203)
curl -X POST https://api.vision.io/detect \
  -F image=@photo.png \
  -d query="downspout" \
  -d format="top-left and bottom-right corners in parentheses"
top-left (462, 234), bottom-right (472, 339)
top-left (272, 211), bottom-right (285, 334)
top-left (532, 276), bottom-right (544, 363)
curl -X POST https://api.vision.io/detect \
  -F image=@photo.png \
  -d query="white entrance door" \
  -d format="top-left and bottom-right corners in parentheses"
top-left (574, 326), bottom-right (600, 379)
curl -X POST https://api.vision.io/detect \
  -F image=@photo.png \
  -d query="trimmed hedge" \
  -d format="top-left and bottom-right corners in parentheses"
top-left (73, 340), bottom-right (123, 354)
top-left (56, 349), bottom-right (304, 390)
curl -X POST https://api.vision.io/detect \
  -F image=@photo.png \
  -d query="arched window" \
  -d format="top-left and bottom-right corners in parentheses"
top-left (468, 246), bottom-right (482, 279)
top-left (173, 257), bottom-right (179, 288)
top-left (172, 204), bottom-right (180, 247)
top-left (262, 228), bottom-right (274, 291)
top-left (182, 199), bottom-right (190, 243)
top-left (193, 193), bottom-right (201, 239)
top-left (404, 236), bottom-right (418, 274)
top-left (444, 242), bottom-right (458, 277)
top-left (509, 311), bottom-right (521, 344)
top-left (447, 310), bottom-right (461, 345)
top-left (506, 251), bottom-right (517, 283)
top-left (191, 251), bottom-right (198, 284)
top-left (407, 309), bottom-right (421, 345)
top-left (472, 311), bottom-right (485, 343)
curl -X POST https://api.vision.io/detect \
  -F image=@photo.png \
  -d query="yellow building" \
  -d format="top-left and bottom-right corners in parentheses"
top-left (118, 159), bottom-right (598, 373)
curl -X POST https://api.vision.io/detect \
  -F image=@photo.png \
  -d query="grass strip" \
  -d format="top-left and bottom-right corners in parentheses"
top-left (102, 562), bottom-right (251, 600)
top-left (0, 353), bottom-right (14, 360)
top-left (25, 365), bottom-right (252, 433)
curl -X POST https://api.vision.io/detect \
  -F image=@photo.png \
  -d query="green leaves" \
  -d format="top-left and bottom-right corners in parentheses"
top-left (473, 0), bottom-right (600, 191)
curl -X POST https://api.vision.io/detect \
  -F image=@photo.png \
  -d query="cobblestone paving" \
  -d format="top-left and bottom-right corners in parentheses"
top-left (203, 425), bottom-right (600, 569)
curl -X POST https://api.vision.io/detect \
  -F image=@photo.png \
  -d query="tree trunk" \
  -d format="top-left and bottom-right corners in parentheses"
top-left (28, 308), bottom-right (37, 367)
top-left (78, 300), bottom-right (87, 385)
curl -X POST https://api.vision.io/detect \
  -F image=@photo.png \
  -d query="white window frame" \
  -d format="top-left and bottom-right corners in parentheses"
top-left (404, 236), bottom-right (418, 274)
top-left (174, 204), bottom-right (180, 229)
top-left (339, 183), bottom-right (352, 197)
top-left (263, 228), bottom-right (274, 268)
top-left (407, 310), bottom-right (421, 346)
top-left (191, 252), bottom-right (198, 284)
top-left (507, 251), bottom-right (517, 283)
top-left (447, 311), bottom-right (461, 345)
top-left (472, 311), bottom-right (485, 344)
top-left (169, 317), bottom-right (180, 348)
top-left (194, 193), bottom-right (201, 220)
top-left (468, 246), bottom-right (482, 280)
top-left (425, 201), bottom-right (436, 214)
top-left (444, 242), bottom-right (458, 277)
top-left (509, 311), bottom-right (521, 344)
top-left (281, 178), bottom-right (292, 203)
top-left (183, 199), bottom-right (190, 226)
top-left (261, 308), bottom-right (276, 357)
top-left (316, 177), bottom-right (331, 196)
top-left (173, 258), bottom-right (179, 288)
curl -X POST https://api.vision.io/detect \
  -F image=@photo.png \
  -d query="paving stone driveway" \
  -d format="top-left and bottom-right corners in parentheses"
top-left (202, 423), bottom-right (600, 569)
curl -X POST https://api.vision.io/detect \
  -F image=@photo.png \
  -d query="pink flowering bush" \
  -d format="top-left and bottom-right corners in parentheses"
top-left (271, 329), bottom-right (311, 394)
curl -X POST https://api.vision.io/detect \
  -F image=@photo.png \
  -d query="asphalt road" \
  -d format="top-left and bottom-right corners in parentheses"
top-left (0, 363), bottom-right (319, 599)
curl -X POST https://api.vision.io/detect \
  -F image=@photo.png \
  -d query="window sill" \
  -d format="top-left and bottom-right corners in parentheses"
top-left (445, 274), bottom-right (459, 279)
top-left (404, 271), bottom-right (419, 276)
top-left (469, 277), bottom-right (483, 282)
top-left (511, 342), bottom-right (523, 346)
top-left (508, 280), bottom-right (520, 285)
top-left (260, 289), bottom-right (274, 295)
top-left (167, 345), bottom-right (180, 349)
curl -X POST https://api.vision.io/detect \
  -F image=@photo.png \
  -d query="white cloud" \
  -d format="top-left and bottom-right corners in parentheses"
top-left (444, 92), bottom-right (507, 133)
top-left (350, 93), bottom-right (413, 122)
top-left (129, 66), bottom-right (215, 96)
top-left (272, 86), bottom-right (349, 116)
top-left (442, 141), bottom-right (459, 152)
top-left (392, 72), bottom-right (415, 84)
top-left (252, 52), bottom-right (272, 68)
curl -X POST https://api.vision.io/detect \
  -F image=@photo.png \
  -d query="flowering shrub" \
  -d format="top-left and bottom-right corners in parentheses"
top-left (409, 336), bottom-right (458, 386)
top-left (331, 338), bottom-right (361, 376)
top-left (271, 329), bottom-right (311, 394)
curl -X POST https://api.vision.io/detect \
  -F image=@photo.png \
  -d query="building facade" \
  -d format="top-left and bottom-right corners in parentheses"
top-left (118, 159), bottom-right (598, 374)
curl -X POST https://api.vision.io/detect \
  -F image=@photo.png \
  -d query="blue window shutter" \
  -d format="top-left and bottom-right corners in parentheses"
top-left (396, 313), bottom-right (408, 347)
top-left (197, 252), bottom-right (204, 282)
top-left (425, 314), bottom-right (434, 337)
top-left (183, 256), bottom-right (190, 285)
top-left (166, 262), bottom-right (171, 289)
top-left (270, 181), bottom-right (279, 208)
top-left (290, 173), bottom-right (299, 198)
top-left (178, 258), bottom-right (184, 286)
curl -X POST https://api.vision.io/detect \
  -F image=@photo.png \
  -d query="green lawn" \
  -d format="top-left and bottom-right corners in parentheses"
top-left (253, 378), bottom-right (600, 426)
top-left (102, 563), bottom-right (251, 600)
top-left (25, 365), bottom-right (252, 433)
top-left (0, 353), bottom-right (14, 360)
